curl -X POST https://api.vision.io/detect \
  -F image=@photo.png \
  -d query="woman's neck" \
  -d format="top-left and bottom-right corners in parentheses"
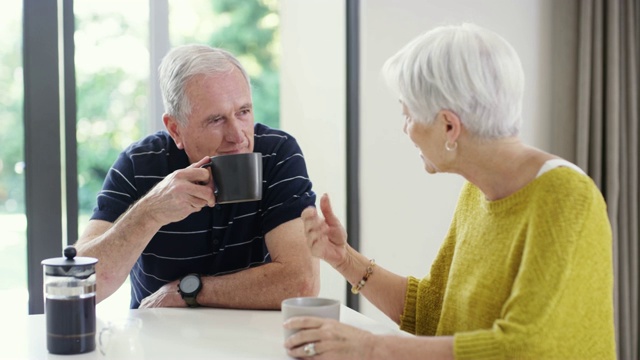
top-left (454, 138), bottom-right (557, 201)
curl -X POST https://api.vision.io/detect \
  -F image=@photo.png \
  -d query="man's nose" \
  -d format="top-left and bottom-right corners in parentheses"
top-left (224, 118), bottom-right (244, 143)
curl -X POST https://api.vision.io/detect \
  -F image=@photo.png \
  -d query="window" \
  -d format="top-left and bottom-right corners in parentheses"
top-left (0, 1), bottom-right (26, 318)
top-left (74, 1), bottom-right (149, 220)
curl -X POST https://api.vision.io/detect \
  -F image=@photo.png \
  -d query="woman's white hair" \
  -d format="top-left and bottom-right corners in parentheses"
top-left (158, 44), bottom-right (251, 126)
top-left (382, 23), bottom-right (525, 139)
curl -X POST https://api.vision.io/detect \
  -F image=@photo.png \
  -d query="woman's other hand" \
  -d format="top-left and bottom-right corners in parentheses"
top-left (301, 193), bottom-right (349, 269)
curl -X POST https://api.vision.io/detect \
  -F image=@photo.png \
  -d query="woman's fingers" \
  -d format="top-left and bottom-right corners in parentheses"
top-left (283, 317), bottom-right (332, 347)
top-left (319, 193), bottom-right (341, 226)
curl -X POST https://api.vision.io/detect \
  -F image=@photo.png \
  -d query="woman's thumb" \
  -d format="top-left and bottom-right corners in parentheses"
top-left (319, 193), bottom-right (339, 225)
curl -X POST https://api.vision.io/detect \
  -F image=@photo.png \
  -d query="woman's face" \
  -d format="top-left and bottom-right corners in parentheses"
top-left (402, 105), bottom-right (445, 174)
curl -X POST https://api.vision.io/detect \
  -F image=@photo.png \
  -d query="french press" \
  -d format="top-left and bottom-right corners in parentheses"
top-left (41, 246), bottom-right (98, 354)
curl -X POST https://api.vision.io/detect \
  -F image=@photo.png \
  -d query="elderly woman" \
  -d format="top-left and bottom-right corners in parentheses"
top-left (284, 23), bottom-right (616, 359)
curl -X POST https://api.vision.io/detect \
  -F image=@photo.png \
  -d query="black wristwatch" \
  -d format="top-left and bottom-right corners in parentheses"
top-left (178, 273), bottom-right (202, 307)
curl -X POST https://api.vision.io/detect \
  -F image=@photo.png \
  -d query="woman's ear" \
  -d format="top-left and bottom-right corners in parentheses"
top-left (440, 110), bottom-right (462, 143)
top-left (163, 114), bottom-right (184, 149)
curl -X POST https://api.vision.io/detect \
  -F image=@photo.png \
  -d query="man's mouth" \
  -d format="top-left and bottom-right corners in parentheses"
top-left (217, 146), bottom-right (250, 155)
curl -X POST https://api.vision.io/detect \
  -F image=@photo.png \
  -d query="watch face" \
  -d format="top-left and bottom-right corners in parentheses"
top-left (180, 275), bottom-right (200, 294)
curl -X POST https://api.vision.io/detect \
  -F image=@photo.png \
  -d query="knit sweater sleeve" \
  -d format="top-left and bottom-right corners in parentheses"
top-left (453, 170), bottom-right (615, 359)
top-left (401, 213), bottom-right (459, 336)
top-left (400, 276), bottom-right (420, 334)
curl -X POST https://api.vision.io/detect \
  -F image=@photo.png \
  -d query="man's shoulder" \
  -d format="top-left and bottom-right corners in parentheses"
top-left (117, 131), bottom-right (186, 177)
top-left (254, 123), bottom-right (293, 141)
top-left (123, 131), bottom-right (173, 157)
top-left (253, 123), bottom-right (300, 154)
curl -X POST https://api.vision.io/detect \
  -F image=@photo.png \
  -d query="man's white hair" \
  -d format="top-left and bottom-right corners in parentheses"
top-left (158, 44), bottom-right (251, 126)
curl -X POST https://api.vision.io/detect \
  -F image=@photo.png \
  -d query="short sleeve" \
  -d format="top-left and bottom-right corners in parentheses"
top-left (258, 131), bottom-right (316, 234)
top-left (91, 151), bottom-right (139, 223)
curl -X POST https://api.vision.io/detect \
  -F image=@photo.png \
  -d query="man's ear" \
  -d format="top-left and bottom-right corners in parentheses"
top-left (163, 114), bottom-right (184, 149)
top-left (440, 110), bottom-right (462, 143)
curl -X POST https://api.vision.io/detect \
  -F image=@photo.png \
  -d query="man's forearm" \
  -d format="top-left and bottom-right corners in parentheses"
top-left (75, 200), bottom-right (163, 302)
top-left (195, 258), bottom-right (320, 309)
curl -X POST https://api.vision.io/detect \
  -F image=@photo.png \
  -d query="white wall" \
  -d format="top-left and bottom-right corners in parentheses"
top-left (280, 0), bottom-right (578, 325)
top-left (279, 0), bottom-right (347, 304)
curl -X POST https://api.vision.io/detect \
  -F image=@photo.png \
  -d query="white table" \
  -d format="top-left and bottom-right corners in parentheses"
top-left (4, 305), bottom-right (409, 359)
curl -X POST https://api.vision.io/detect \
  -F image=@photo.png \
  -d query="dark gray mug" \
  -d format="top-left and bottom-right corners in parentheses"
top-left (201, 152), bottom-right (263, 204)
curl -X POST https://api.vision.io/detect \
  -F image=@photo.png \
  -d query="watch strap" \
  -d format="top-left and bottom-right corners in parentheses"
top-left (178, 274), bottom-right (202, 308)
top-left (183, 295), bottom-right (200, 308)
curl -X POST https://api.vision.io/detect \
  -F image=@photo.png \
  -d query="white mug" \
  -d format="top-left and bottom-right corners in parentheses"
top-left (281, 297), bottom-right (341, 338)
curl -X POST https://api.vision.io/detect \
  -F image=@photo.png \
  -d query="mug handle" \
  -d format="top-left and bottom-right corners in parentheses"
top-left (98, 326), bottom-right (111, 356)
top-left (199, 162), bottom-right (218, 195)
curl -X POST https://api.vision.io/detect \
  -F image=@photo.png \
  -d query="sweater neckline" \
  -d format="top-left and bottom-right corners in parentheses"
top-left (476, 168), bottom-right (563, 213)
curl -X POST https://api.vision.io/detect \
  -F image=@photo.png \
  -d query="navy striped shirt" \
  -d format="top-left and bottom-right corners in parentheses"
top-left (91, 123), bottom-right (316, 308)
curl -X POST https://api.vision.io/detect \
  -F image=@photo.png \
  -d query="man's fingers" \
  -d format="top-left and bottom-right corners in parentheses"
top-left (181, 158), bottom-right (213, 185)
top-left (301, 206), bottom-right (317, 220)
top-left (189, 194), bottom-right (213, 209)
top-left (189, 156), bottom-right (212, 169)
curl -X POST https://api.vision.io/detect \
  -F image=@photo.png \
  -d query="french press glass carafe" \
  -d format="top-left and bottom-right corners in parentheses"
top-left (41, 246), bottom-right (98, 354)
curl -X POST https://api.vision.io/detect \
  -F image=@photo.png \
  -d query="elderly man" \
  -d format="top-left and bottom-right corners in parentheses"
top-left (75, 44), bottom-right (319, 309)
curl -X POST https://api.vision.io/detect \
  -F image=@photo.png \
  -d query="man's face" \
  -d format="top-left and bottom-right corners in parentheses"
top-left (165, 67), bottom-right (254, 163)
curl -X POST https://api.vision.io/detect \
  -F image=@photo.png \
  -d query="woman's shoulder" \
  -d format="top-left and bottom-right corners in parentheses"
top-left (536, 158), bottom-right (585, 177)
top-left (536, 166), bottom-right (598, 195)
top-left (532, 166), bottom-right (607, 218)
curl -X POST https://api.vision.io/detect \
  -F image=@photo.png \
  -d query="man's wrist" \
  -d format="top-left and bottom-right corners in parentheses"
top-left (178, 273), bottom-right (202, 307)
top-left (129, 197), bottom-right (165, 230)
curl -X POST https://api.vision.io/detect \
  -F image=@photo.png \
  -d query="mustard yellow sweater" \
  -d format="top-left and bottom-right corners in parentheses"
top-left (400, 168), bottom-right (616, 359)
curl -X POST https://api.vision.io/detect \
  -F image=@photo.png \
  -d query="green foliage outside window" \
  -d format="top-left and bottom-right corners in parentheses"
top-left (74, 4), bottom-right (149, 214)
top-left (171, 0), bottom-right (281, 129)
top-left (208, 0), bottom-right (281, 129)
top-left (0, 0), bottom-right (280, 217)
top-left (0, 7), bottom-right (24, 214)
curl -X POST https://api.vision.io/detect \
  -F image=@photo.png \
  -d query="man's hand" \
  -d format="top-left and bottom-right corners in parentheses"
top-left (138, 280), bottom-right (186, 309)
top-left (138, 156), bottom-right (215, 227)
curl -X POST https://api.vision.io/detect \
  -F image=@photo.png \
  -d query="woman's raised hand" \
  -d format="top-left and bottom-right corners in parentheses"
top-left (301, 193), bottom-right (349, 269)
